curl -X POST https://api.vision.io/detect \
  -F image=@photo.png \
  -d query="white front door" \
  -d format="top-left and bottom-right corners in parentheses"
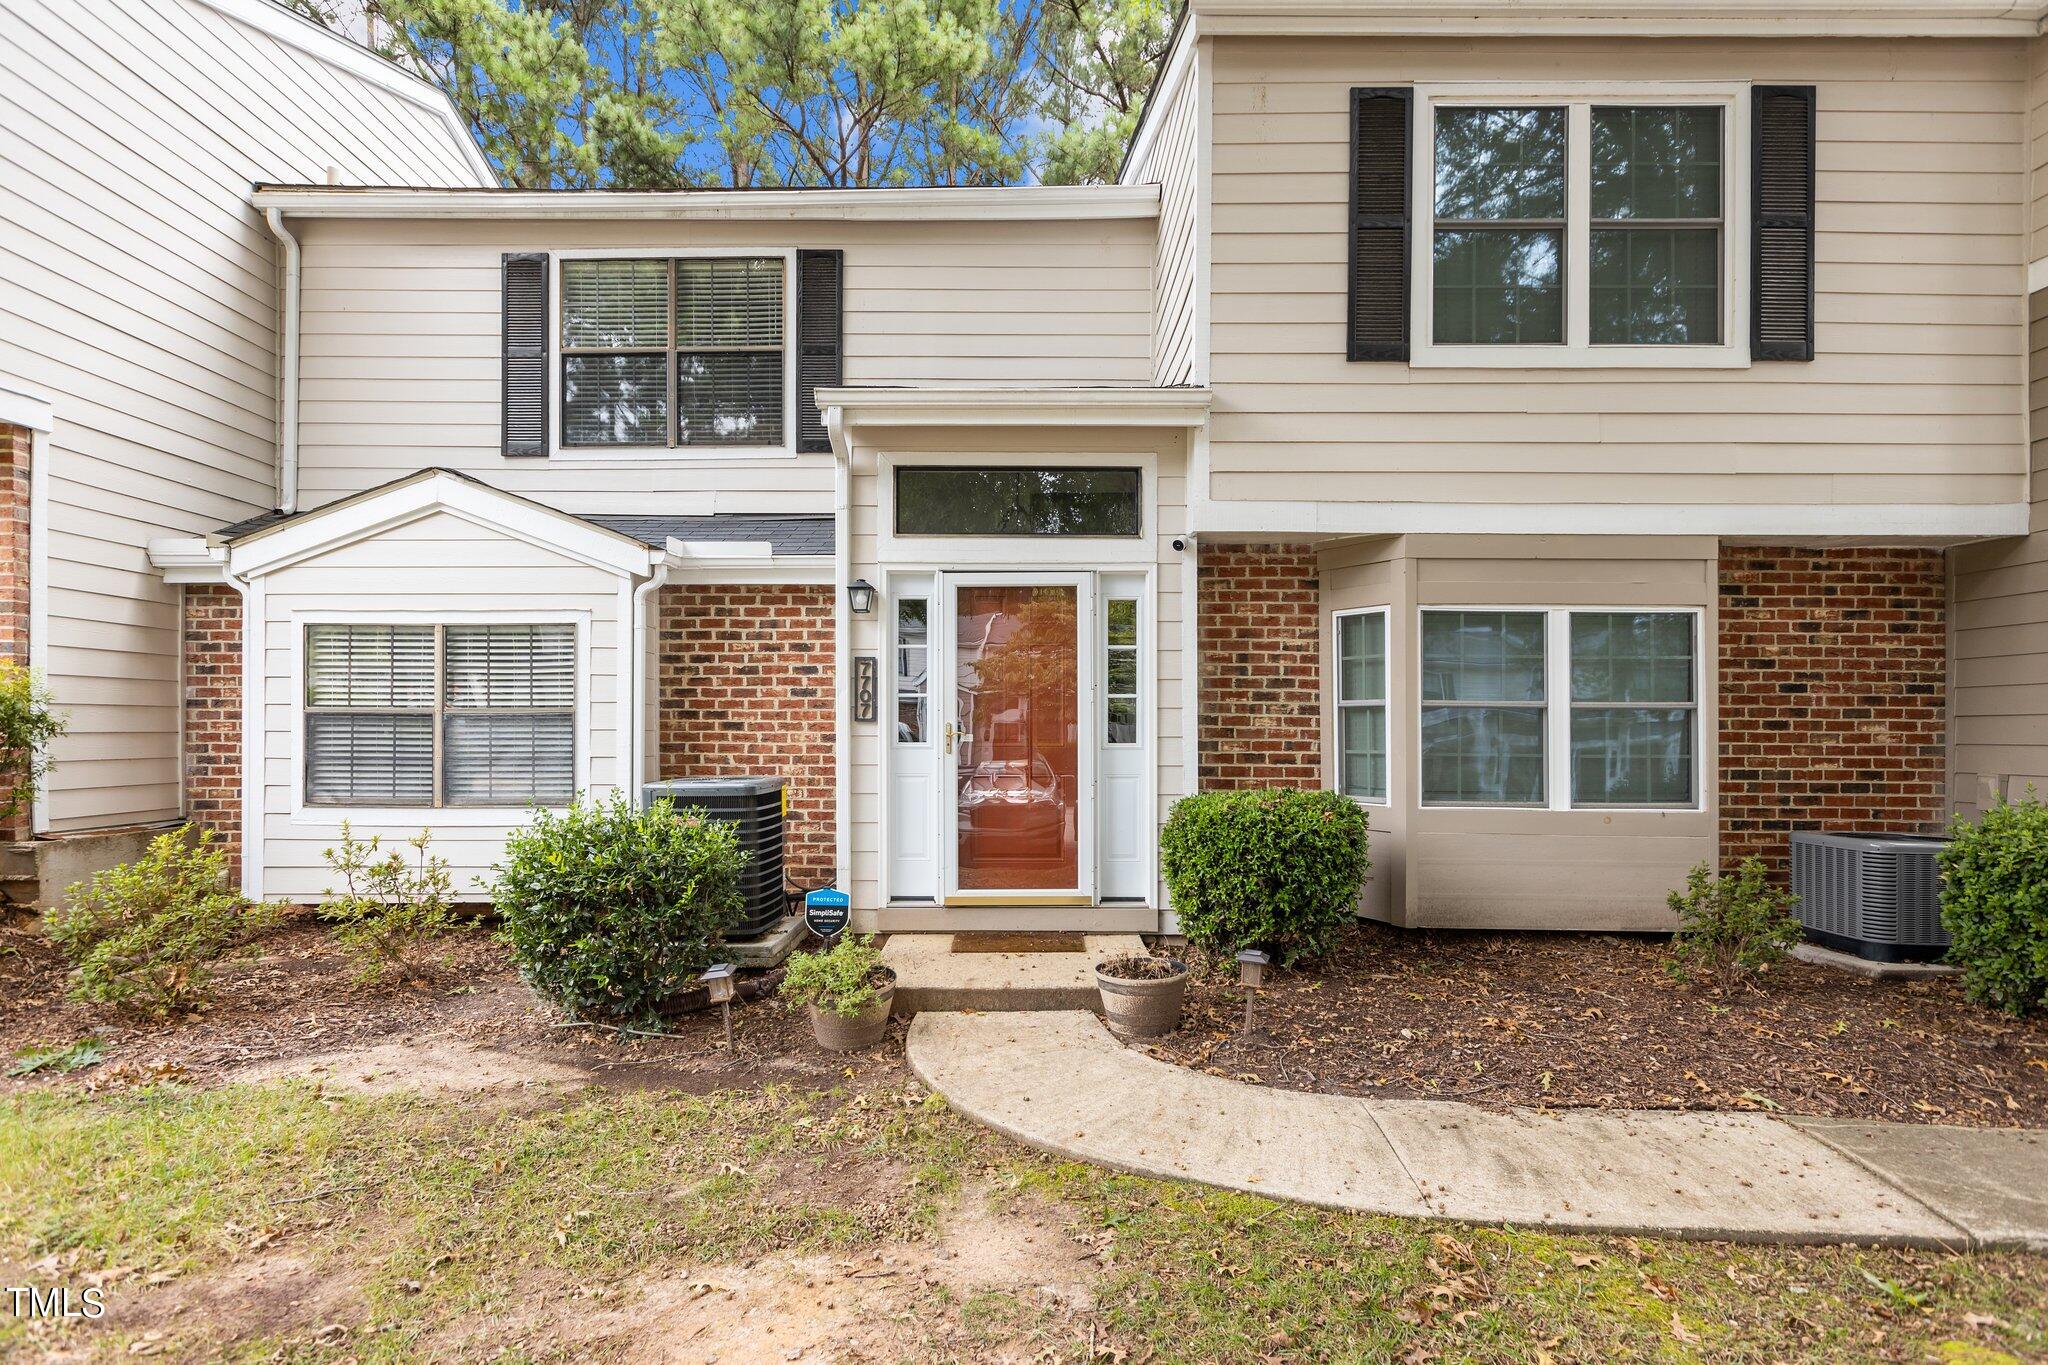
top-left (940, 573), bottom-right (1095, 905)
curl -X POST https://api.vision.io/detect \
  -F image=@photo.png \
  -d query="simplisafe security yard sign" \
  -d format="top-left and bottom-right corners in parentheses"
top-left (803, 887), bottom-right (851, 941)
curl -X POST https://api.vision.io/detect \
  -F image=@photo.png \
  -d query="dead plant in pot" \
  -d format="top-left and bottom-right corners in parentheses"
top-left (1095, 951), bottom-right (1189, 1039)
top-left (781, 934), bottom-right (897, 1050)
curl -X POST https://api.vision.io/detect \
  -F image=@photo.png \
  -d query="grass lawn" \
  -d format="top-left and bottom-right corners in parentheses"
top-left (3, 1077), bottom-right (2044, 1363)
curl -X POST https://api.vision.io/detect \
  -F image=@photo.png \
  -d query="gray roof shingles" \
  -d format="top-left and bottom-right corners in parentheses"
top-left (214, 505), bottom-right (833, 556)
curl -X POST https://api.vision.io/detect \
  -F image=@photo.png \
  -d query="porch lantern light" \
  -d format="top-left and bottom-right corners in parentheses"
top-left (846, 579), bottom-right (876, 615)
top-left (701, 962), bottom-right (738, 1054)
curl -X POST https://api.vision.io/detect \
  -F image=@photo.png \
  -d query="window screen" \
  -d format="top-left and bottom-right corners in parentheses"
top-left (305, 623), bottom-right (576, 807)
top-left (560, 256), bottom-right (784, 450)
top-left (1432, 107), bottom-right (1566, 345)
top-left (1568, 611), bottom-right (1695, 805)
top-left (1335, 611), bottom-right (1387, 800)
top-left (894, 467), bottom-right (1141, 537)
top-left (1419, 610), bottom-right (1547, 805)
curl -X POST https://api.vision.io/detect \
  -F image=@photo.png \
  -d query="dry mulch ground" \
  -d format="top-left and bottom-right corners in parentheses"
top-left (0, 909), bottom-right (893, 1096)
top-left (1144, 923), bottom-right (2048, 1128)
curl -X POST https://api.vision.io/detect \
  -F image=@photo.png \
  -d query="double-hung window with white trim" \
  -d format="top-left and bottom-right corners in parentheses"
top-left (1334, 608), bottom-right (1389, 801)
top-left (304, 623), bottom-right (577, 808)
top-left (558, 255), bottom-right (790, 452)
top-left (1412, 85), bottom-right (1745, 367)
top-left (1417, 608), bottom-right (1699, 809)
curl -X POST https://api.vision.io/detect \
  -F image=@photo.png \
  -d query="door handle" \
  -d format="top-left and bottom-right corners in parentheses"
top-left (945, 722), bottom-right (957, 755)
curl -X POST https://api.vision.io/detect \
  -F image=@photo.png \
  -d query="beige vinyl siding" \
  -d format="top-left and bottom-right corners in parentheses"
top-left (0, 0), bottom-right (488, 831)
top-left (1949, 285), bottom-right (2048, 814)
top-left (843, 425), bottom-right (1189, 927)
top-left (1127, 42), bottom-right (1203, 386)
top-left (2031, 36), bottom-right (2048, 266)
top-left (291, 217), bottom-right (1158, 517)
top-left (1207, 36), bottom-right (2028, 518)
top-left (1321, 534), bottom-right (1716, 930)
top-left (256, 511), bottom-right (627, 899)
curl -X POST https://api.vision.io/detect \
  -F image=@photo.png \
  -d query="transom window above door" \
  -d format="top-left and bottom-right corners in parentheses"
top-left (558, 255), bottom-right (790, 453)
top-left (1415, 88), bottom-right (1742, 366)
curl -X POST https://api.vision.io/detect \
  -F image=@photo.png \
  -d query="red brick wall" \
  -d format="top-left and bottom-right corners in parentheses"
top-left (655, 584), bottom-right (835, 887)
top-left (182, 585), bottom-right (244, 878)
top-left (1718, 547), bottom-right (1948, 877)
top-left (1197, 544), bottom-right (1322, 790)
top-left (0, 423), bottom-right (30, 841)
top-left (0, 423), bottom-right (29, 667)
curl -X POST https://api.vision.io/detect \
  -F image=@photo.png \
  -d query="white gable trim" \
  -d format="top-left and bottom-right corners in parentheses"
top-left (227, 473), bottom-right (657, 581)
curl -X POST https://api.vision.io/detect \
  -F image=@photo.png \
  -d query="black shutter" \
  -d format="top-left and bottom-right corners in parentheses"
top-left (1752, 86), bottom-right (1816, 361)
top-left (1347, 87), bottom-right (1411, 362)
top-left (501, 252), bottom-right (549, 455)
top-left (795, 249), bottom-right (844, 453)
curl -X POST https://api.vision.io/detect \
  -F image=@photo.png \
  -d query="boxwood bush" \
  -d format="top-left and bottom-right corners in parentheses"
top-left (494, 793), bottom-right (744, 1023)
top-left (1940, 796), bottom-right (2048, 1016)
top-left (1160, 788), bottom-right (1370, 964)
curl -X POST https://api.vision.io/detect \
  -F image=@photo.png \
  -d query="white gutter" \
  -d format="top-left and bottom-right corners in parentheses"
top-left (628, 550), bottom-right (674, 798)
top-left (262, 208), bottom-right (302, 514)
top-left (826, 406), bottom-right (853, 896)
top-left (1186, 0), bottom-right (2048, 37)
top-left (247, 184), bottom-right (1160, 222)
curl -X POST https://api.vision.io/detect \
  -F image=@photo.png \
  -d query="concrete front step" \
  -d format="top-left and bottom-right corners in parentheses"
top-left (882, 933), bottom-right (1146, 1015)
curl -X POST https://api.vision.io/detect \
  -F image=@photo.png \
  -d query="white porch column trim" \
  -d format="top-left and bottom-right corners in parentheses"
top-left (826, 405), bottom-right (853, 895)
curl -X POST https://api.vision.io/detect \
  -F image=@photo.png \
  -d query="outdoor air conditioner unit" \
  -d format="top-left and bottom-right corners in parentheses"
top-left (1788, 831), bottom-right (1950, 963)
top-left (642, 776), bottom-right (788, 940)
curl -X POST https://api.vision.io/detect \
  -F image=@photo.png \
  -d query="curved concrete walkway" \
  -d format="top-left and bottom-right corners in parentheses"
top-left (908, 1011), bottom-right (2048, 1249)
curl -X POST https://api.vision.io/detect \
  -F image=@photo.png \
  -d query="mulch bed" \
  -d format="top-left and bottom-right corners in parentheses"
top-left (0, 909), bottom-right (900, 1095)
top-left (1142, 923), bottom-right (2048, 1128)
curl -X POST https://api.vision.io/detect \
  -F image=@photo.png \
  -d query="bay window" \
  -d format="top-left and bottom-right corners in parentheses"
top-left (1417, 608), bottom-right (1699, 809)
top-left (305, 622), bottom-right (577, 808)
top-left (1414, 87), bottom-right (1742, 365)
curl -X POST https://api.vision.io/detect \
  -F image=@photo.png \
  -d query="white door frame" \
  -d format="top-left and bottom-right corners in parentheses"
top-left (938, 570), bottom-right (1096, 906)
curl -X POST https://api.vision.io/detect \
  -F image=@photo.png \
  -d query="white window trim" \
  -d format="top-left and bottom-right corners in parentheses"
top-left (1330, 606), bottom-right (1391, 806)
top-left (1409, 82), bottom-right (1751, 370)
top-left (288, 609), bottom-right (593, 826)
top-left (547, 246), bottom-right (799, 462)
top-left (1415, 605), bottom-right (1705, 812)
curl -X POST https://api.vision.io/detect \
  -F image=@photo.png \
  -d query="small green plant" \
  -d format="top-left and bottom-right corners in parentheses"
top-left (781, 934), bottom-right (891, 1018)
top-left (319, 823), bottom-right (458, 984)
top-left (8, 1038), bottom-right (105, 1077)
top-left (42, 827), bottom-right (278, 1017)
top-left (1159, 789), bottom-right (1371, 965)
top-left (0, 659), bottom-right (63, 825)
top-left (1664, 857), bottom-right (1803, 990)
top-left (494, 793), bottom-right (744, 1023)
top-left (1940, 795), bottom-right (2048, 1016)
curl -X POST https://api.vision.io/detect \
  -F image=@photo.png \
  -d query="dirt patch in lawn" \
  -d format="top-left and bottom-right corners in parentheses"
top-left (1142, 923), bottom-right (2048, 1128)
top-left (0, 912), bottom-right (905, 1100)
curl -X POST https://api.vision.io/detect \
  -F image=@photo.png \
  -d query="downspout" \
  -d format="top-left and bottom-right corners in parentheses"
top-left (262, 207), bottom-right (302, 514)
top-left (826, 405), bottom-right (852, 895)
top-left (628, 550), bottom-right (673, 797)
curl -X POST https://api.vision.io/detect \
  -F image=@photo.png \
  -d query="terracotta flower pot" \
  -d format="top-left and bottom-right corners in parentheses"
top-left (1094, 955), bottom-right (1189, 1039)
top-left (807, 970), bottom-right (897, 1051)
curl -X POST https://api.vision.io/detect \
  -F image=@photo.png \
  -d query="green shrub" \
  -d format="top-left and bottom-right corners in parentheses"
top-left (43, 827), bottom-right (278, 1017)
top-left (319, 823), bottom-right (458, 984)
top-left (1664, 857), bottom-right (1803, 990)
top-left (1940, 797), bottom-right (2048, 1016)
top-left (493, 793), bottom-right (744, 1023)
top-left (1159, 789), bottom-right (1370, 965)
top-left (781, 935), bottom-right (890, 1018)
top-left (0, 660), bottom-right (64, 825)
